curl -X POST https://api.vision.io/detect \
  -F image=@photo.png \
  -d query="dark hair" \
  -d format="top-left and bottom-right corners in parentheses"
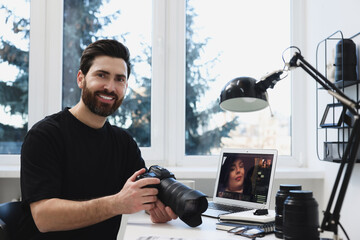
top-left (219, 154), bottom-right (253, 195)
top-left (79, 39), bottom-right (131, 78)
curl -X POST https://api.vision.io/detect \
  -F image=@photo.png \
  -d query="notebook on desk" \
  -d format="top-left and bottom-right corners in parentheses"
top-left (202, 148), bottom-right (278, 219)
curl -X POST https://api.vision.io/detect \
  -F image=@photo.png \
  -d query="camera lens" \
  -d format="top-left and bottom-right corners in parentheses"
top-left (137, 165), bottom-right (208, 227)
top-left (283, 190), bottom-right (319, 240)
top-left (158, 178), bottom-right (208, 227)
top-left (275, 184), bottom-right (302, 239)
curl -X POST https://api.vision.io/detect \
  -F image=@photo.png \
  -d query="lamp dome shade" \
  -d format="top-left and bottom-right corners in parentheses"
top-left (219, 77), bottom-right (269, 112)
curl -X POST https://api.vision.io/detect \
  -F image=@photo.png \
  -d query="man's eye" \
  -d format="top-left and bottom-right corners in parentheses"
top-left (98, 73), bottom-right (105, 78)
top-left (116, 77), bottom-right (125, 82)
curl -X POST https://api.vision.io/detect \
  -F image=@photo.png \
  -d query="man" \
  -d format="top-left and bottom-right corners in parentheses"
top-left (20, 39), bottom-right (177, 239)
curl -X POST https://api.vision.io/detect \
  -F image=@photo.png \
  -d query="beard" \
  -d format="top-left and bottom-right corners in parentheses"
top-left (81, 79), bottom-right (124, 117)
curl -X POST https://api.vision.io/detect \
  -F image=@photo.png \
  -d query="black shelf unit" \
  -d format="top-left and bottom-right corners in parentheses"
top-left (316, 30), bottom-right (360, 163)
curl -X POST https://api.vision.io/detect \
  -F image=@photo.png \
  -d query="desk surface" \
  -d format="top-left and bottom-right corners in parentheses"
top-left (123, 211), bottom-right (277, 240)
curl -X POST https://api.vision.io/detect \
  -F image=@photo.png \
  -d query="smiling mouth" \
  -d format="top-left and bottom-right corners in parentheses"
top-left (96, 92), bottom-right (118, 103)
top-left (98, 94), bottom-right (114, 100)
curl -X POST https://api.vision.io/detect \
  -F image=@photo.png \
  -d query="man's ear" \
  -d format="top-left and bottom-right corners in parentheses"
top-left (77, 70), bottom-right (85, 89)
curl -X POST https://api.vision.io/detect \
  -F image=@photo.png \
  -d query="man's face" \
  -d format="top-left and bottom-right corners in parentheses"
top-left (78, 56), bottom-right (128, 117)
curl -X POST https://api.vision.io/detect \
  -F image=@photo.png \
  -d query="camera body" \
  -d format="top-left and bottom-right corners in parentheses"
top-left (136, 165), bottom-right (208, 227)
top-left (136, 165), bottom-right (175, 187)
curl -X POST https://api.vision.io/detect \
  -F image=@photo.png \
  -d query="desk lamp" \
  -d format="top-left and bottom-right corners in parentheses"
top-left (219, 46), bottom-right (360, 240)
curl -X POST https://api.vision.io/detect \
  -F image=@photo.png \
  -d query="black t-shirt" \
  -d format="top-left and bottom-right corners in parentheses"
top-left (20, 108), bottom-right (145, 240)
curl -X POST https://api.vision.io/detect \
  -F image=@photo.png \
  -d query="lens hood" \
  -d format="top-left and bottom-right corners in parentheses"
top-left (159, 178), bottom-right (208, 227)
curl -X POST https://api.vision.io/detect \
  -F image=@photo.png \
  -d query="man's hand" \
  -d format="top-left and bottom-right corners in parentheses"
top-left (119, 168), bottom-right (177, 223)
top-left (113, 168), bottom-right (161, 214)
top-left (148, 199), bottom-right (178, 223)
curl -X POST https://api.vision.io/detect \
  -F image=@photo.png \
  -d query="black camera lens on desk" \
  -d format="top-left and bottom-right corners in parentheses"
top-left (136, 165), bottom-right (208, 227)
top-left (275, 184), bottom-right (302, 239)
top-left (283, 190), bottom-right (319, 240)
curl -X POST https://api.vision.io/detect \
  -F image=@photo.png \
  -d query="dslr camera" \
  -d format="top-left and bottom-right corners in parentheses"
top-left (136, 165), bottom-right (208, 227)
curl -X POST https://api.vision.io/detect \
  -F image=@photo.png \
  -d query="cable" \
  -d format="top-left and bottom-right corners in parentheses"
top-left (281, 46), bottom-right (301, 72)
top-left (338, 221), bottom-right (350, 240)
top-left (282, 46), bottom-right (301, 65)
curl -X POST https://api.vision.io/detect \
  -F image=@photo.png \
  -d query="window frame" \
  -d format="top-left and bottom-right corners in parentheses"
top-left (164, 0), bottom-right (307, 168)
top-left (0, 0), bottom-right (307, 171)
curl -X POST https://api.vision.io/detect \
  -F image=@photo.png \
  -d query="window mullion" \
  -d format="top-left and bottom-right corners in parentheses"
top-left (28, 0), bottom-right (47, 129)
top-left (44, 0), bottom-right (63, 115)
top-left (164, 0), bottom-right (186, 167)
top-left (140, 0), bottom-right (166, 162)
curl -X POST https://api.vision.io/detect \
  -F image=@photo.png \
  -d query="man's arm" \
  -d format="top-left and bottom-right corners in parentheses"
top-left (30, 168), bottom-right (161, 233)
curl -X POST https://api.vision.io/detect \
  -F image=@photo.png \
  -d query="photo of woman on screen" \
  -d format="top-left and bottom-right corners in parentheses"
top-left (216, 154), bottom-right (254, 201)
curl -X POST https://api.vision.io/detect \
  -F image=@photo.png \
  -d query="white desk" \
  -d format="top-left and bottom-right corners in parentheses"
top-left (123, 211), bottom-right (277, 240)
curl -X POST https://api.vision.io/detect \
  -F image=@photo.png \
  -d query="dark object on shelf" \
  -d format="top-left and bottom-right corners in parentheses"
top-left (283, 190), bottom-right (319, 240)
top-left (334, 38), bottom-right (357, 81)
top-left (275, 184), bottom-right (302, 239)
top-left (320, 103), bottom-right (345, 128)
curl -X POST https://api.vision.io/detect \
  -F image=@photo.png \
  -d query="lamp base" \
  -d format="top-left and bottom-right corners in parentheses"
top-left (319, 230), bottom-right (342, 240)
top-left (320, 234), bottom-right (342, 240)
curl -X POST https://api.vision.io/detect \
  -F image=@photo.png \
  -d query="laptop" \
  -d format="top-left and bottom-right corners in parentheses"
top-left (202, 148), bottom-right (278, 218)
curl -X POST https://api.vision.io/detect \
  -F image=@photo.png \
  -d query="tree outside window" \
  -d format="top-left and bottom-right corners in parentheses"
top-left (0, 0), bottom-right (30, 154)
top-left (185, 0), bottom-right (291, 156)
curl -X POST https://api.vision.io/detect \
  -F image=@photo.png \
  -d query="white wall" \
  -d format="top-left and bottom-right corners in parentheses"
top-left (303, 0), bottom-right (360, 239)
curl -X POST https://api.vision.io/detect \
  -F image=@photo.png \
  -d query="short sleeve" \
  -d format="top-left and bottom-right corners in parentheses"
top-left (21, 120), bottom-right (64, 204)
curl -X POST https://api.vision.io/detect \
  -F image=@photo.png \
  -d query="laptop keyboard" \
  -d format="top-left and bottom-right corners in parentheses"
top-left (207, 201), bottom-right (251, 213)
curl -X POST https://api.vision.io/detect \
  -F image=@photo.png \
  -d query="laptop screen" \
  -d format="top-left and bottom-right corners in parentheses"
top-left (214, 149), bottom-right (277, 208)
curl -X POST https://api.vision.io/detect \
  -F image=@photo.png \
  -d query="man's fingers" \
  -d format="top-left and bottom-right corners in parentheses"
top-left (136, 178), bottom-right (161, 189)
top-left (128, 168), bottom-right (161, 188)
top-left (155, 198), bottom-right (165, 209)
top-left (141, 195), bottom-right (158, 205)
top-left (165, 206), bottom-right (178, 220)
top-left (128, 168), bottom-right (147, 182)
top-left (140, 187), bottom-right (158, 197)
top-left (143, 202), bottom-right (156, 211)
top-left (148, 200), bottom-right (178, 223)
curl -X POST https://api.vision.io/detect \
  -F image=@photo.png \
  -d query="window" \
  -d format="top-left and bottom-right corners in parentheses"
top-left (1, 0), bottom-right (302, 169)
top-left (185, 0), bottom-right (291, 157)
top-left (0, 0), bottom-right (30, 154)
top-left (62, 0), bottom-right (153, 147)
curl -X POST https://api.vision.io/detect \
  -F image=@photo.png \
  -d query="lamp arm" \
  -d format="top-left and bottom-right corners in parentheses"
top-left (332, 115), bottom-right (360, 221)
top-left (289, 51), bottom-right (360, 238)
top-left (255, 70), bottom-right (284, 92)
top-left (321, 115), bottom-right (360, 236)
